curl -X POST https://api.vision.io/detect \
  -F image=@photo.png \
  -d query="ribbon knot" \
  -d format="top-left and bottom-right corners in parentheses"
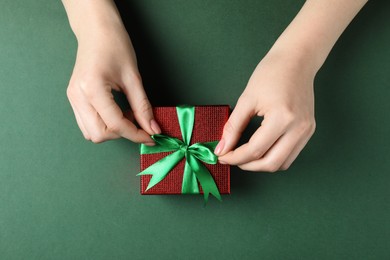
top-left (179, 143), bottom-right (188, 153)
top-left (138, 106), bottom-right (222, 203)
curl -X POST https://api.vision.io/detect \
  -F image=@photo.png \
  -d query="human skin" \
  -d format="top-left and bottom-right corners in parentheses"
top-left (62, 0), bottom-right (161, 145)
top-left (62, 0), bottom-right (368, 172)
top-left (215, 0), bottom-right (368, 172)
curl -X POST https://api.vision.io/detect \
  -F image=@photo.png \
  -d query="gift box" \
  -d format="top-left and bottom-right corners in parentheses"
top-left (139, 105), bottom-right (230, 201)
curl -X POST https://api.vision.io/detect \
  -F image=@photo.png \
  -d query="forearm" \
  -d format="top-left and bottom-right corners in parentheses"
top-left (269, 0), bottom-right (368, 74)
top-left (61, 0), bottom-right (124, 41)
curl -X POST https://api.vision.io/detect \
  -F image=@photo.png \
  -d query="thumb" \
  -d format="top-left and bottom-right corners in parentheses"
top-left (123, 77), bottom-right (161, 136)
top-left (215, 96), bottom-right (254, 156)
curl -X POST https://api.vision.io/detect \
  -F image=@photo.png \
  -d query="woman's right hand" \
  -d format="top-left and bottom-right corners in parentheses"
top-left (63, 0), bottom-right (161, 144)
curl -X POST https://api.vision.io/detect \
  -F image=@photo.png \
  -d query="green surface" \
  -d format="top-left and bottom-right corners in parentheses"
top-left (1, 0), bottom-right (389, 259)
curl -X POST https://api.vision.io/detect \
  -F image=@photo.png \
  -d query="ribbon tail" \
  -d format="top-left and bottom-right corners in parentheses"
top-left (181, 160), bottom-right (200, 194)
top-left (138, 150), bottom-right (184, 191)
top-left (187, 154), bottom-right (222, 203)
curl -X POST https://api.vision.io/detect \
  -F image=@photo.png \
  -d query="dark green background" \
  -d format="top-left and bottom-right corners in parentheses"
top-left (1, 0), bottom-right (389, 259)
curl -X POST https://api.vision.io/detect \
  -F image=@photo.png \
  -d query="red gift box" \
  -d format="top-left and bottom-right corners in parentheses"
top-left (140, 105), bottom-right (230, 195)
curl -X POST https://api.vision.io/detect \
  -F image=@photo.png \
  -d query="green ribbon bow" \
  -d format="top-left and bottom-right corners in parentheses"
top-left (138, 105), bottom-right (222, 203)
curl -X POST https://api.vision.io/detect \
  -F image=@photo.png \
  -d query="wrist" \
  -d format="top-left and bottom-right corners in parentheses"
top-left (63, 0), bottom-right (125, 42)
top-left (265, 0), bottom-right (368, 76)
top-left (265, 40), bottom-right (320, 79)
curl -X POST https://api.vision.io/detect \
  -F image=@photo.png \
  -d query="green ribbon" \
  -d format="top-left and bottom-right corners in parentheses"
top-left (138, 106), bottom-right (222, 203)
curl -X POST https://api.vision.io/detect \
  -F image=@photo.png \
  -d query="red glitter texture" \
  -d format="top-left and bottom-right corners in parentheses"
top-left (140, 105), bottom-right (230, 195)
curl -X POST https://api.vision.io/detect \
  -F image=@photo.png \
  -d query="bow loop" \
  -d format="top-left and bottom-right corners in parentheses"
top-left (188, 141), bottom-right (219, 164)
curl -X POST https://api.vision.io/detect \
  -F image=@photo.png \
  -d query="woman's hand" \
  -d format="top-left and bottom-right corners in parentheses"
top-left (215, 0), bottom-right (368, 172)
top-left (63, 0), bottom-right (161, 144)
top-left (215, 49), bottom-right (316, 172)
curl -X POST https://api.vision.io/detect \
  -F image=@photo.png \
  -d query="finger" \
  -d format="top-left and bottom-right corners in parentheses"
top-left (122, 76), bottom-right (161, 135)
top-left (238, 130), bottom-right (303, 172)
top-left (218, 114), bottom-right (286, 165)
top-left (74, 97), bottom-right (120, 143)
top-left (68, 97), bottom-right (90, 140)
top-left (214, 95), bottom-right (255, 156)
top-left (70, 86), bottom-right (120, 142)
top-left (87, 83), bottom-right (153, 143)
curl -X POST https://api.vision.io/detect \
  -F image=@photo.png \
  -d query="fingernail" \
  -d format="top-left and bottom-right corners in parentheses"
top-left (150, 119), bottom-right (162, 134)
top-left (214, 139), bottom-right (225, 155)
top-left (144, 142), bottom-right (155, 146)
top-left (218, 160), bottom-right (227, 165)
